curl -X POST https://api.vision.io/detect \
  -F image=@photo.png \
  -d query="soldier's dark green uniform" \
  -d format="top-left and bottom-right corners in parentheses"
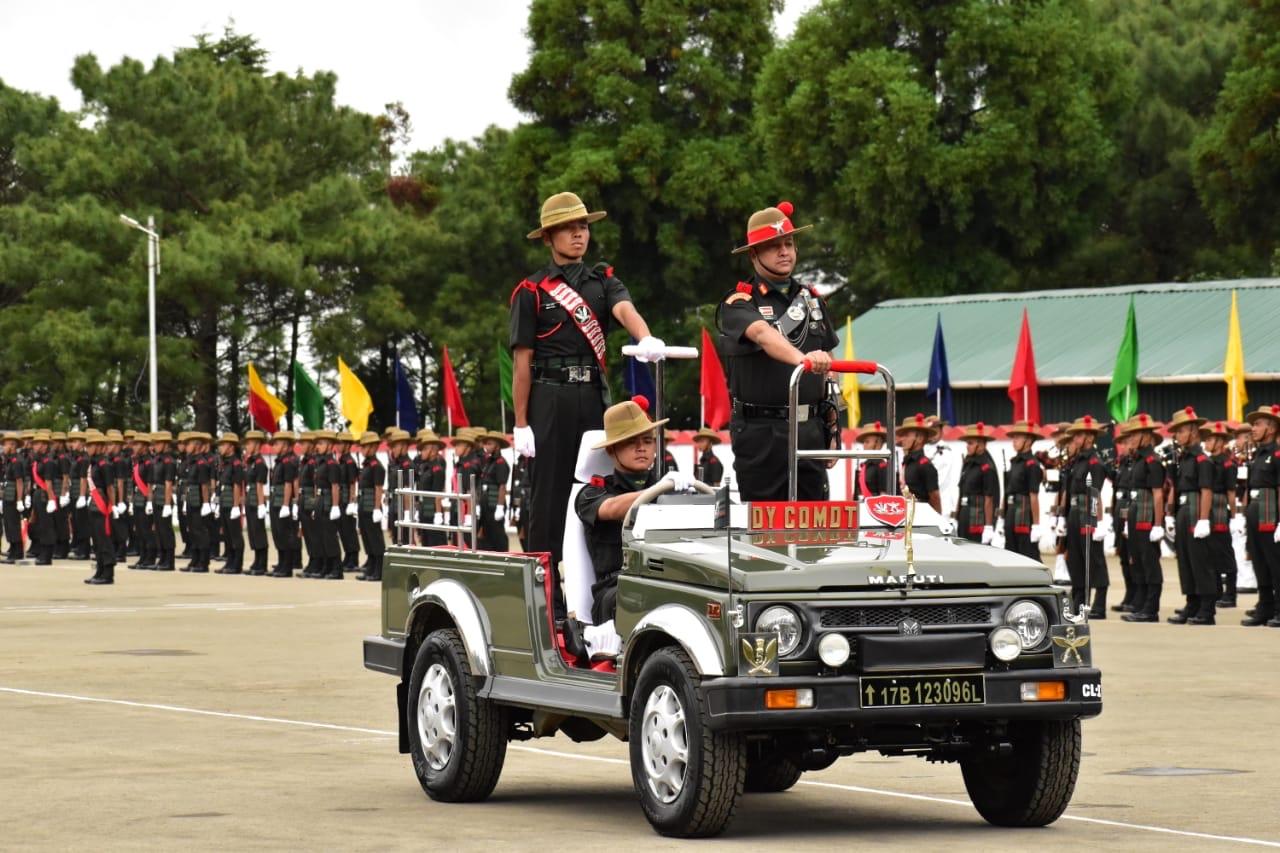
top-left (356, 432), bottom-right (386, 582)
top-left (1060, 417), bottom-right (1111, 617)
top-left (214, 434), bottom-right (245, 575)
top-left (336, 435), bottom-right (361, 571)
top-left (1002, 423), bottom-right (1044, 563)
top-left (129, 436), bottom-right (157, 570)
top-left (1120, 416), bottom-right (1167, 622)
top-left (84, 436), bottom-right (117, 585)
top-left (242, 431), bottom-right (270, 575)
top-left (181, 435), bottom-right (213, 572)
top-left (477, 432), bottom-right (510, 552)
top-left (1, 434), bottom-right (25, 562)
top-left (149, 432), bottom-right (177, 571)
top-left (269, 433), bottom-right (300, 578)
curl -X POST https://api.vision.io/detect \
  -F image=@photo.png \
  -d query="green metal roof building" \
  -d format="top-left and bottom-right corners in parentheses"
top-left (838, 278), bottom-right (1280, 426)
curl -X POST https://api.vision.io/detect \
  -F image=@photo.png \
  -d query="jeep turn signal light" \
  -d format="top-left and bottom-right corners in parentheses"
top-left (765, 688), bottom-right (814, 710)
top-left (1020, 681), bottom-right (1066, 702)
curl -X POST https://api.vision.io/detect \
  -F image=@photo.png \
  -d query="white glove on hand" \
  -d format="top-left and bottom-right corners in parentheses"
top-left (23, 495), bottom-right (31, 510)
top-left (494, 504), bottom-right (505, 522)
top-left (513, 425), bottom-right (535, 459)
top-left (1091, 524), bottom-right (1107, 543)
top-left (462, 513), bottom-right (472, 527)
top-left (981, 525), bottom-right (994, 545)
top-left (115, 502), bottom-right (126, 516)
top-left (230, 506), bottom-right (241, 520)
top-left (1053, 553), bottom-right (1071, 583)
top-left (127, 503), bottom-right (135, 516)
top-left (145, 501), bottom-right (153, 516)
top-left (433, 512), bottom-right (444, 526)
top-left (59, 494), bottom-right (69, 507)
top-left (1230, 514), bottom-right (1246, 535)
top-left (1149, 526), bottom-right (1164, 543)
top-left (200, 502), bottom-right (212, 517)
top-left (75, 496), bottom-right (87, 509)
top-left (329, 505), bottom-right (340, 521)
top-left (279, 506), bottom-right (290, 519)
top-left (346, 502), bottom-right (358, 517)
top-left (372, 508), bottom-right (384, 524)
top-left (48, 499), bottom-right (59, 514)
top-left (257, 504), bottom-right (267, 520)
top-left (1054, 517), bottom-right (1067, 537)
top-left (995, 517), bottom-right (1005, 536)
top-left (633, 335), bottom-right (667, 363)
top-left (291, 505), bottom-right (299, 521)
top-left (1030, 523), bottom-right (1044, 543)
top-left (440, 497), bottom-right (451, 510)
top-left (991, 531), bottom-right (1006, 549)
top-left (1164, 516), bottom-right (1177, 539)
top-left (1274, 525), bottom-right (1280, 544)
top-left (162, 504), bottom-right (173, 519)
top-left (1193, 518), bottom-right (1210, 539)
top-left (662, 470), bottom-right (694, 492)
top-left (937, 517), bottom-right (957, 536)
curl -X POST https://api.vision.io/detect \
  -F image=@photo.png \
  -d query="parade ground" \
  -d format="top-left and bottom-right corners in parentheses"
top-left (2, 559), bottom-right (1278, 851)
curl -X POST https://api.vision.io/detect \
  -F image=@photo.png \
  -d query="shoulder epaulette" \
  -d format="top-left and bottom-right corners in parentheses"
top-left (589, 475), bottom-right (605, 488)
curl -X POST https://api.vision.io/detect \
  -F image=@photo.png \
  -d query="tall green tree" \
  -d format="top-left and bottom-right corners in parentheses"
top-left (755, 0), bottom-right (1128, 308)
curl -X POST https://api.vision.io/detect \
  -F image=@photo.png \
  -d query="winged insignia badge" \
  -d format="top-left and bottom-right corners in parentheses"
top-left (742, 636), bottom-right (778, 676)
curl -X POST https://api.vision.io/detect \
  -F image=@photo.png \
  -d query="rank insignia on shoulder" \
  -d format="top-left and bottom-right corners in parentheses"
top-left (735, 281), bottom-right (752, 294)
top-left (725, 293), bottom-right (751, 305)
top-left (589, 475), bottom-right (605, 487)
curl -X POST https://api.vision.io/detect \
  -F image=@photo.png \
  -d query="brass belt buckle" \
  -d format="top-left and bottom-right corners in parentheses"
top-left (567, 365), bottom-right (590, 383)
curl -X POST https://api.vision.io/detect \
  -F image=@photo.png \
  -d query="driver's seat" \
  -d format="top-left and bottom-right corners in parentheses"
top-left (561, 430), bottom-right (611, 625)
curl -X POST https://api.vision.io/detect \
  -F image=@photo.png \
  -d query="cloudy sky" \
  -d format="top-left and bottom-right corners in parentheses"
top-left (1, 0), bottom-right (819, 154)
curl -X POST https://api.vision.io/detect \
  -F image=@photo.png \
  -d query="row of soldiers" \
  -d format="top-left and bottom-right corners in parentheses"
top-left (851, 405), bottom-right (1280, 628)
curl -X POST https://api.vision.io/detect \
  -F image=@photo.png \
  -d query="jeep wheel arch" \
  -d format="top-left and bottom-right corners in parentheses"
top-left (624, 604), bottom-right (726, 698)
top-left (403, 579), bottom-right (493, 680)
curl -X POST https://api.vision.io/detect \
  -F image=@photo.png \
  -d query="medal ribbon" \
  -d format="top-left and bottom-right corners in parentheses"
top-left (538, 278), bottom-right (607, 372)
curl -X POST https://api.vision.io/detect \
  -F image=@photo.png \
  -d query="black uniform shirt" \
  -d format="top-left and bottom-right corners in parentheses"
top-left (902, 449), bottom-right (938, 499)
top-left (958, 451), bottom-right (1000, 502)
top-left (316, 454), bottom-right (339, 494)
top-left (508, 263), bottom-right (631, 359)
top-left (695, 449), bottom-right (724, 487)
top-left (1113, 454), bottom-right (1134, 502)
top-left (134, 453), bottom-right (153, 501)
top-left (1174, 444), bottom-right (1214, 497)
top-left (480, 451), bottom-right (510, 494)
top-left (218, 455), bottom-right (244, 490)
top-left (1130, 449), bottom-right (1165, 491)
top-left (1005, 450), bottom-right (1043, 496)
top-left (1247, 441), bottom-right (1279, 488)
top-left (359, 456), bottom-right (383, 491)
top-left (575, 468), bottom-right (655, 585)
top-left (89, 457), bottom-right (113, 495)
top-left (1066, 449), bottom-right (1110, 496)
top-left (272, 452), bottom-right (298, 487)
top-left (339, 452), bottom-right (358, 500)
top-left (1210, 452), bottom-right (1236, 494)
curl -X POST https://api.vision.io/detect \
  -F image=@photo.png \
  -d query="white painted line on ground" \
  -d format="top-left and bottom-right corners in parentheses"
top-left (1, 598), bottom-right (375, 617)
top-left (1, 685), bottom-right (1276, 848)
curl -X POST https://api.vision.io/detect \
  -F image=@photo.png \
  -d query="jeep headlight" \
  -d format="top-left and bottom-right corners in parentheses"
top-left (756, 606), bottom-right (802, 657)
top-left (1004, 600), bottom-right (1048, 649)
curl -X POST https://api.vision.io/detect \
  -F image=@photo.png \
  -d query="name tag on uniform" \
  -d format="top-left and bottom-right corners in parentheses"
top-left (759, 306), bottom-right (774, 319)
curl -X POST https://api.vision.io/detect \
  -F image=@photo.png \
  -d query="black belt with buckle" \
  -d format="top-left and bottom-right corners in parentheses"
top-left (533, 364), bottom-right (600, 385)
top-left (733, 401), bottom-right (815, 421)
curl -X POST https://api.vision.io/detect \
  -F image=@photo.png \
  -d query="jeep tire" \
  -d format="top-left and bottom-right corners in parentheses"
top-left (629, 647), bottom-right (745, 837)
top-left (406, 628), bottom-right (507, 802)
top-left (961, 719), bottom-right (1081, 826)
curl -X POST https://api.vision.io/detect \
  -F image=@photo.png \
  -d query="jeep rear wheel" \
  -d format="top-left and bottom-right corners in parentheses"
top-left (406, 628), bottom-right (507, 802)
top-left (961, 719), bottom-right (1081, 826)
top-left (629, 647), bottom-right (745, 838)
top-left (744, 751), bottom-right (802, 793)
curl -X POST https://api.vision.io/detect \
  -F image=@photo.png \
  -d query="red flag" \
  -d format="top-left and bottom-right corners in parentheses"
top-left (1008, 309), bottom-right (1041, 424)
top-left (700, 328), bottom-right (731, 429)
top-left (441, 345), bottom-right (470, 428)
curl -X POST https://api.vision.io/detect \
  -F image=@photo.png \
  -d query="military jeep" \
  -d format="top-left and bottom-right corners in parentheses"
top-left (363, 354), bottom-right (1102, 838)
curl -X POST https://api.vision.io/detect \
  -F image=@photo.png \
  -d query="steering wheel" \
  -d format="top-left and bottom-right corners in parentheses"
top-left (623, 478), bottom-right (717, 529)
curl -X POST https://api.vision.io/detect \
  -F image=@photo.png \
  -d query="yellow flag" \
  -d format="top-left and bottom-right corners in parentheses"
top-left (246, 363), bottom-right (287, 431)
top-left (841, 316), bottom-right (860, 428)
top-left (1224, 290), bottom-right (1247, 421)
top-left (337, 357), bottom-right (374, 434)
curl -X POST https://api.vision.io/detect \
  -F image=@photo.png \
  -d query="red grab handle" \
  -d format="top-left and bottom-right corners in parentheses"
top-left (801, 358), bottom-right (879, 374)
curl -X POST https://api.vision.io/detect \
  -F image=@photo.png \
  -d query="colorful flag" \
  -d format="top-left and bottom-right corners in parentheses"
top-left (623, 339), bottom-right (656, 403)
top-left (926, 315), bottom-right (955, 425)
top-left (292, 360), bottom-right (325, 430)
top-left (1007, 308), bottom-right (1041, 424)
top-left (441, 345), bottom-right (469, 428)
top-left (496, 340), bottom-right (514, 410)
top-left (840, 316), bottom-right (860, 428)
top-left (699, 327), bottom-right (731, 429)
top-left (1106, 296), bottom-right (1139, 422)
top-left (394, 355), bottom-right (419, 434)
top-left (246, 363), bottom-right (287, 433)
top-left (338, 357), bottom-right (374, 435)
top-left (1224, 290), bottom-right (1248, 422)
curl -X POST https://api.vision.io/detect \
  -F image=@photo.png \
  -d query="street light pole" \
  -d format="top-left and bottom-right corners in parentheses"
top-left (119, 213), bottom-right (160, 432)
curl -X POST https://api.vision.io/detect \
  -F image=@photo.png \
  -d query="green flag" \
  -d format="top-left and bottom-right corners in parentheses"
top-left (293, 360), bottom-right (325, 429)
top-left (496, 339), bottom-right (513, 410)
top-left (1106, 296), bottom-right (1139, 422)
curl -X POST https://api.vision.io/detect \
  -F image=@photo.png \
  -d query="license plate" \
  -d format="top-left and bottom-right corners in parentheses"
top-left (860, 673), bottom-right (985, 708)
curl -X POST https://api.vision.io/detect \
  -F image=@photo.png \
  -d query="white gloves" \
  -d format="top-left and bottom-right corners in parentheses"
top-left (59, 494), bottom-right (69, 507)
top-left (991, 531), bottom-right (1006, 549)
top-left (494, 504), bottom-right (505, 522)
top-left (372, 508), bottom-right (384, 524)
top-left (440, 497), bottom-right (451, 510)
top-left (291, 505), bottom-right (299, 521)
top-left (115, 502), bottom-right (126, 516)
top-left (145, 501), bottom-right (153, 516)
top-left (1273, 525), bottom-right (1280, 544)
top-left (1054, 517), bottom-right (1067, 537)
top-left (23, 495), bottom-right (31, 510)
top-left (1164, 516), bottom-right (1177, 539)
top-left (1030, 523), bottom-right (1044, 543)
top-left (433, 512), bottom-right (444, 526)
top-left (1149, 526), bottom-right (1164, 543)
top-left (230, 506), bottom-right (241, 520)
top-left (632, 335), bottom-right (667, 363)
top-left (329, 505), bottom-right (340, 521)
top-left (345, 502), bottom-right (358, 517)
top-left (514, 425), bottom-right (536, 459)
top-left (995, 518), bottom-right (1005, 536)
top-left (1091, 515), bottom-right (1111, 543)
top-left (662, 470), bottom-right (694, 492)
top-left (49, 499), bottom-right (61, 514)
top-left (75, 496), bottom-right (87, 509)
top-left (200, 502), bottom-right (212, 517)
top-left (1230, 514), bottom-right (1246, 536)
top-left (162, 504), bottom-right (173, 519)
top-left (279, 506), bottom-right (290, 519)
top-left (1193, 518), bottom-right (1210, 539)
top-left (980, 525), bottom-right (994, 545)
top-left (937, 517), bottom-right (957, 536)
top-left (462, 513), bottom-right (472, 527)
top-left (257, 504), bottom-right (267, 520)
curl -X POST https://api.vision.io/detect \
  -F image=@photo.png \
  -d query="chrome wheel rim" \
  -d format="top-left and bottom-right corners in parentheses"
top-left (417, 663), bottom-right (456, 771)
top-left (641, 684), bottom-right (689, 804)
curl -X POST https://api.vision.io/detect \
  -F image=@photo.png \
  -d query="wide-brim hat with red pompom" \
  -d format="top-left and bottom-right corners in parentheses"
top-left (1245, 404), bottom-right (1280, 425)
top-left (856, 421), bottom-right (887, 440)
top-left (1167, 406), bottom-right (1207, 429)
top-left (592, 395), bottom-right (669, 449)
top-left (959, 422), bottom-right (995, 441)
top-left (895, 412), bottom-right (932, 436)
top-left (1118, 412), bottom-right (1161, 436)
top-left (1200, 419), bottom-right (1232, 438)
top-left (1004, 420), bottom-right (1041, 439)
top-left (1066, 414), bottom-right (1103, 435)
top-left (732, 200), bottom-right (814, 255)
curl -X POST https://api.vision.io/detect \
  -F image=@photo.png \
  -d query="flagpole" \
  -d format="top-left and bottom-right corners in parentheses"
top-left (700, 397), bottom-right (705, 428)
top-left (1023, 386), bottom-right (1028, 421)
top-left (500, 397), bottom-right (507, 434)
top-left (936, 389), bottom-right (941, 419)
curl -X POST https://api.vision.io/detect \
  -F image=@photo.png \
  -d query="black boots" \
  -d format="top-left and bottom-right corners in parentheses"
top-left (357, 555), bottom-right (382, 582)
top-left (1242, 600), bottom-right (1276, 626)
top-left (1087, 587), bottom-right (1108, 619)
top-left (1123, 585), bottom-right (1161, 622)
top-left (154, 549), bottom-right (175, 571)
top-left (247, 549), bottom-right (267, 576)
top-left (324, 558), bottom-right (343, 580)
top-left (85, 563), bottom-right (114, 585)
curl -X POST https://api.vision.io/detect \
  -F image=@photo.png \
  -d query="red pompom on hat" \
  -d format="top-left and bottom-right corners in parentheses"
top-left (631, 394), bottom-right (650, 413)
top-left (776, 200), bottom-right (794, 217)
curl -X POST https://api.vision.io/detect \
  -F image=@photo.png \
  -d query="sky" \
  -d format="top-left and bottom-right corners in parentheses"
top-left (0, 0), bottom-right (820, 154)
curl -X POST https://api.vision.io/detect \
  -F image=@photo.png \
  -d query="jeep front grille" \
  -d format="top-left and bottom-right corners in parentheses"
top-left (818, 603), bottom-right (993, 629)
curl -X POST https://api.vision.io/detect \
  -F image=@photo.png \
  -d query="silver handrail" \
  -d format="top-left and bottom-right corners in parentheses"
top-left (392, 469), bottom-right (481, 550)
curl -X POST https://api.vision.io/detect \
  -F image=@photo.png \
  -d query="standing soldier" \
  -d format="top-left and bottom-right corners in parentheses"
top-left (51, 431), bottom-right (72, 559)
top-left (716, 201), bottom-right (838, 503)
top-left (1001, 421), bottom-right (1044, 562)
top-left (1164, 407), bottom-right (1216, 624)
top-left (181, 433), bottom-right (214, 573)
top-left (1230, 421), bottom-right (1257, 597)
top-left (477, 431), bottom-right (510, 552)
top-left (214, 434), bottom-right (246, 575)
top-left (662, 431), bottom-right (679, 474)
top-left (956, 423), bottom-right (1000, 544)
top-left (71, 430), bottom-right (95, 561)
top-left (444, 430), bottom-right (475, 546)
top-left (28, 430), bottom-right (59, 565)
top-left (241, 431), bottom-right (270, 575)
top-left (1109, 425), bottom-right (1138, 612)
top-left (692, 427), bottom-right (725, 488)
top-left (896, 414), bottom-right (942, 513)
top-left (1120, 415), bottom-right (1167, 622)
top-left (510, 455), bottom-right (532, 552)
top-left (1, 432), bottom-right (24, 563)
top-left (335, 432), bottom-right (361, 573)
top-left (83, 434), bottom-right (117, 585)
top-left (414, 430), bottom-right (447, 547)
top-left (1201, 420), bottom-right (1240, 609)
top-left (510, 192), bottom-right (666, 613)
top-left (269, 431), bottom-right (300, 578)
top-left (175, 433), bottom-right (191, 557)
top-left (851, 422), bottom-right (888, 498)
top-left (355, 431), bottom-right (386, 582)
top-left (1240, 405), bottom-right (1280, 627)
top-left (1055, 415), bottom-right (1111, 617)
top-left (128, 434), bottom-right (156, 570)
top-left (149, 431), bottom-right (177, 571)
top-left (296, 432), bottom-right (319, 576)
top-left (312, 431), bottom-right (344, 579)
top-left (385, 430), bottom-right (413, 546)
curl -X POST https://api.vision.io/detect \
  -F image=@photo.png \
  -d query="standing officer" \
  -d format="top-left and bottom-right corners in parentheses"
top-left (716, 201), bottom-right (837, 502)
top-left (1164, 407), bottom-right (1216, 624)
top-left (335, 432), bottom-right (361, 572)
top-left (28, 430), bottom-right (59, 565)
top-left (316, 431), bottom-right (345, 579)
top-left (445, 429), bottom-right (476, 547)
top-left (1, 432), bottom-right (24, 563)
top-left (105, 430), bottom-right (130, 560)
top-left (83, 434), bottom-right (117, 585)
top-left (269, 431), bottom-right (300, 578)
top-left (214, 434), bottom-right (245, 575)
top-left (385, 429), bottom-right (413, 546)
top-left (1056, 415), bottom-right (1111, 617)
top-left (896, 414), bottom-right (942, 513)
top-left (1121, 415), bottom-right (1167, 622)
top-left (510, 192), bottom-right (666, 609)
top-left (1109, 425), bottom-right (1138, 612)
top-left (148, 431), bottom-right (177, 571)
top-left (692, 427), bottom-right (725, 487)
top-left (179, 433), bottom-right (212, 572)
top-left (1001, 421), bottom-right (1044, 561)
top-left (241, 431), bottom-right (270, 575)
top-left (355, 432), bottom-right (386, 581)
top-left (852, 422), bottom-right (888, 498)
top-left (956, 423), bottom-right (1000, 544)
top-left (477, 431), bottom-right (510, 552)
top-left (510, 455), bottom-right (532, 552)
top-left (296, 432), bottom-right (319, 575)
top-left (52, 431), bottom-right (72, 559)
top-left (128, 433), bottom-right (156, 570)
top-left (1240, 404), bottom-right (1280, 626)
top-left (1201, 420), bottom-right (1240, 609)
top-left (414, 430), bottom-right (447, 547)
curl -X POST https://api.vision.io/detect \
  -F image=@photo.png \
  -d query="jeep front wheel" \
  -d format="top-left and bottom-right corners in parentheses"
top-left (406, 628), bottom-right (507, 802)
top-left (961, 719), bottom-right (1081, 826)
top-left (629, 647), bottom-right (745, 837)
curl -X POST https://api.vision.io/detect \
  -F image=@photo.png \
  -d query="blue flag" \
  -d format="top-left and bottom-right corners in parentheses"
top-left (623, 339), bottom-right (656, 404)
top-left (926, 315), bottom-right (956, 425)
top-left (394, 355), bottom-right (419, 434)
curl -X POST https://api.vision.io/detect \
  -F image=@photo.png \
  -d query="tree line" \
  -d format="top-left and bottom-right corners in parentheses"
top-left (0, 0), bottom-right (1276, 433)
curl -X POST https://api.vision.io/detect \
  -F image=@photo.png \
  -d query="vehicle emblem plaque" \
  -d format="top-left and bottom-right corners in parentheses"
top-left (739, 633), bottom-right (780, 677)
top-left (864, 495), bottom-right (907, 528)
top-left (897, 618), bottom-right (922, 636)
top-left (1051, 624), bottom-right (1092, 667)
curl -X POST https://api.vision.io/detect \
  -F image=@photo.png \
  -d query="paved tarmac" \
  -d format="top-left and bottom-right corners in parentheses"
top-left (1, 556), bottom-right (1278, 851)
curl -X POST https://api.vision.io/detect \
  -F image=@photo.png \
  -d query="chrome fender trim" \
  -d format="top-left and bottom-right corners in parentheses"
top-left (630, 604), bottom-right (725, 676)
top-left (409, 578), bottom-right (492, 677)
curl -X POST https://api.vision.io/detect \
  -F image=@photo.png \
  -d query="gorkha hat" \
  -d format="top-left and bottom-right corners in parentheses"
top-left (526, 191), bottom-right (607, 240)
top-left (855, 421), bottom-right (887, 441)
top-left (298, 431), bottom-right (316, 442)
top-left (272, 430), bottom-right (297, 442)
top-left (415, 429), bottom-right (445, 448)
top-left (217, 432), bottom-right (240, 446)
top-left (151, 430), bottom-right (173, 442)
top-left (105, 429), bottom-right (124, 441)
top-left (480, 431), bottom-right (510, 449)
top-left (334, 431), bottom-right (355, 443)
top-left (242, 430), bottom-right (266, 442)
top-left (1004, 420), bottom-right (1041, 439)
top-left (1200, 419), bottom-right (1232, 439)
top-left (1119, 412), bottom-right (1160, 436)
top-left (50, 431), bottom-right (67, 441)
top-left (1066, 414), bottom-right (1103, 435)
top-left (1167, 406), bottom-right (1207, 430)
top-left (312, 430), bottom-right (336, 441)
top-left (1245, 404), bottom-right (1280, 426)
top-left (959, 422), bottom-right (995, 441)
top-left (387, 428), bottom-right (411, 443)
top-left (450, 430), bottom-right (476, 447)
top-left (123, 429), bottom-right (137, 440)
top-left (592, 397), bottom-right (668, 450)
top-left (895, 412), bottom-right (932, 436)
top-left (693, 427), bottom-right (723, 444)
top-left (86, 434), bottom-right (109, 446)
top-left (357, 430), bottom-right (381, 447)
top-left (733, 200), bottom-right (813, 254)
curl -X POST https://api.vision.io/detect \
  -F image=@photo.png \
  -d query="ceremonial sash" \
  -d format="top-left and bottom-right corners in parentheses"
top-left (91, 487), bottom-right (112, 536)
top-left (538, 278), bottom-right (607, 372)
top-left (132, 463), bottom-right (152, 499)
top-left (30, 462), bottom-right (51, 496)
